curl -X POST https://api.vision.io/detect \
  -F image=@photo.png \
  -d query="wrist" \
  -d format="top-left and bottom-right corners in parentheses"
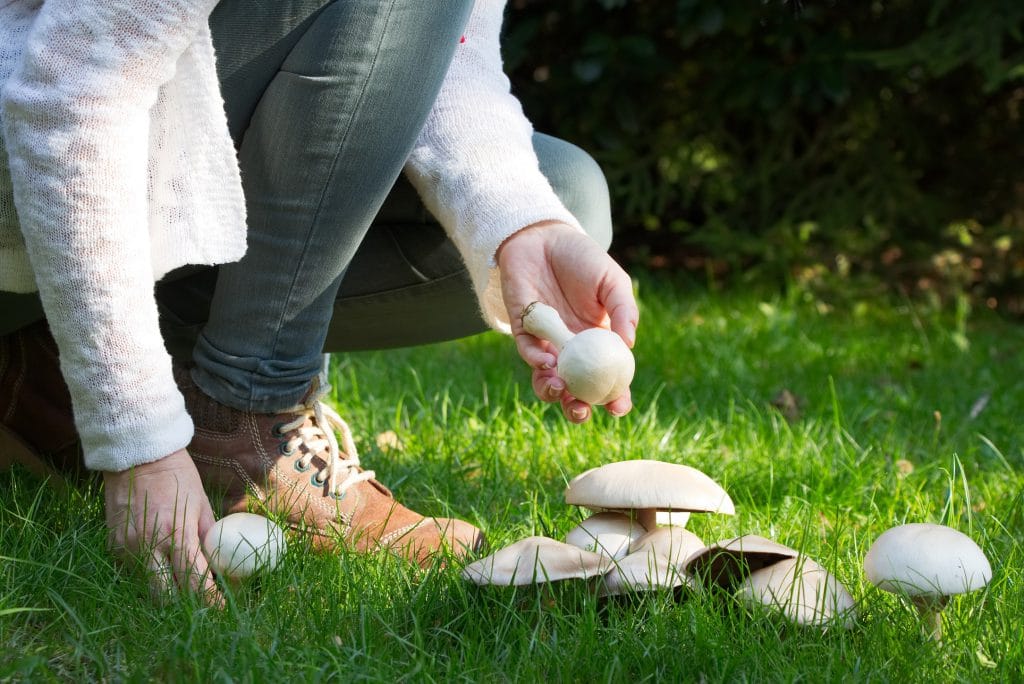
top-left (495, 220), bottom-right (575, 267)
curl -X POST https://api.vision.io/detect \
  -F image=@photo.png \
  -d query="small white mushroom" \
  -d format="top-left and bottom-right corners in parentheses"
top-left (628, 526), bottom-right (706, 567)
top-left (599, 549), bottom-right (695, 597)
top-left (565, 459), bottom-right (734, 531)
top-left (461, 536), bottom-right (613, 586)
top-left (202, 512), bottom-right (287, 579)
top-left (565, 512), bottom-right (647, 560)
top-left (685, 534), bottom-right (800, 589)
top-left (864, 523), bottom-right (992, 641)
top-left (521, 302), bottom-right (635, 406)
top-left (736, 557), bottom-right (857, 629)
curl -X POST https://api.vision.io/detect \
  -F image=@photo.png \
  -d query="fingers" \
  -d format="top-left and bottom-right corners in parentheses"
top-left (146, 551), bottom-right (175, 604)
top-left (599, 270), bottom-right (639, 349)
top-left (168, 529), bottom-right (223, 608)
top-left (102, 452), bottom-right (225, 607)
top-left (531, 367), bottom-right (565, 403)
top-left (602, 390), bottom-right (633, 418)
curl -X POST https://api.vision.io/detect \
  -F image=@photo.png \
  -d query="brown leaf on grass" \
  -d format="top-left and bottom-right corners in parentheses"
top-left (375, 430), bottom-right (404, 453)
top-left (894, 459), bottom-right (914, 478)
top-left (770, 389), bottom-right (803, 422)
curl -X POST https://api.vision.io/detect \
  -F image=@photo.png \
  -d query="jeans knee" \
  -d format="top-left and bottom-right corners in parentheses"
top-left (534, 133), bottom-right (613, 250)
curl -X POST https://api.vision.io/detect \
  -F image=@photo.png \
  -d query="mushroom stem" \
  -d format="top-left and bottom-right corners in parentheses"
top-left (635, 508), bottom-right (657, 532)
top-left (522, 302), bottom-right (574, 349)
top-left (911, 595), bottom-right (946, 642)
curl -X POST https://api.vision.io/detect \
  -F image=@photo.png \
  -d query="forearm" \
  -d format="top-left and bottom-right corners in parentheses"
top-left (0, 0), bottom-right (218, 470)
top-left (404, 0), bottom-right (582, 331)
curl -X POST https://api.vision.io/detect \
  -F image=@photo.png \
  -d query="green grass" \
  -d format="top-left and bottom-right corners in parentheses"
top-left (3, 273), bottom-right (1023, 682)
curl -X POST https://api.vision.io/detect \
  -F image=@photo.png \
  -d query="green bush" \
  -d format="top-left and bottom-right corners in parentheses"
top-left (504, 0), bottom-right (1024, 311)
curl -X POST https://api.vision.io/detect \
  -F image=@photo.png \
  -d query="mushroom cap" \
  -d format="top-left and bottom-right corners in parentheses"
top-left (558, 328), bottom-right (635, 405)
top-left (202, 512), bottom-right (287, 579)
top-left (685, 534), bottom-right (800, 589)
top-left (598, 549), bottom-right (696, 597)
top-left (461, 536), bottom-right (613, 586)
top-left (736, 557), bottom-right (856, 628)
top-left (864, 523), bottom-right (992, 597)
top-left (564, 459), bottom-right (734, 516)
top-left (628, 526), bottom-right (706, 567)
top-left (565, 512), bottom-right (647, 560)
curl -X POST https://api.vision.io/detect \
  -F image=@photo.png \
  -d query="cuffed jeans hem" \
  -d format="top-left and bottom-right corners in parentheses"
top-left (190, 335), bottom-right (320, 413)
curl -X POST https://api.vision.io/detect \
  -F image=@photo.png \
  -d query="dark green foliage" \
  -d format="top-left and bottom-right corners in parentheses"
top-left (504, 0), bottom-right (1024, 310)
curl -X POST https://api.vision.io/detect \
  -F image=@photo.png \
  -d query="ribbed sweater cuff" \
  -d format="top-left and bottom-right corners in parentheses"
top-left (82, 397), bottom-right (194, 473)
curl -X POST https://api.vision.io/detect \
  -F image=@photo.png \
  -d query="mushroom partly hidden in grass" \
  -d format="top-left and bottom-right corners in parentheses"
top-left (520, 301), bottom-right (635, 406)
top-left (864, 523), bottom-right (991, 641)
top-left (202, 512), bottom-right (287, 580)
top-left (461, 536), bottom-right (612, 586)
top-left (598, 526), bottom-right (706, 598)
top-left (735, 557), bottom-right (857, 629)
top-left (687, 535), bottom-right (856, 629)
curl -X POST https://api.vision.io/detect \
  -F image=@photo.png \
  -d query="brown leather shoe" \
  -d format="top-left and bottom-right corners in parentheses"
top-left (0, 320), bottom-right (83, 485)
top-left (174, 365), bottom-right (484, 567)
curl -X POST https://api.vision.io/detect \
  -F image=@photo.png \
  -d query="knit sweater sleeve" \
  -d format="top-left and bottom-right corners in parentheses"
top-left (404, 0), bottom-right (584, 334)
top-left (0, 0), bottom-right (221, 472)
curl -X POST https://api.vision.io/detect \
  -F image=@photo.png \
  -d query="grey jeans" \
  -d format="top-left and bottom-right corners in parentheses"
top-left (0, 0), bottom-right (613, 412)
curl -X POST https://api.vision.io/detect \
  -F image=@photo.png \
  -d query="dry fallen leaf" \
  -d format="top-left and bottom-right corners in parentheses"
top-left (894, 459), bottom-right (914, 478)
top-left (375, 430), bottom-right (404, 453)
top-left (770, 389), bottom-right (803, 422)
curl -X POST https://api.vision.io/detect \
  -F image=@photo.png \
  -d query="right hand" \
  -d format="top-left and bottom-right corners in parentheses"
top-left (103, 449), bottom-right (222, 606)
top-left (497, 221), bottom-right (639, 423)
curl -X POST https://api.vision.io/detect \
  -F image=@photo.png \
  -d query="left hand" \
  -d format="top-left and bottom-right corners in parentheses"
top-left (497, 220), bottom-right (638, 423)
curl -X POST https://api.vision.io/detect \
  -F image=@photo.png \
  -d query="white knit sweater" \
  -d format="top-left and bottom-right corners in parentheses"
top-left (0, 0), bottom-right (581, 472)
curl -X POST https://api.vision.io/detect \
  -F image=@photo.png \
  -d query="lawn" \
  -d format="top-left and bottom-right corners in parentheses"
top-left (2, 273), bottom-right (1022, 682)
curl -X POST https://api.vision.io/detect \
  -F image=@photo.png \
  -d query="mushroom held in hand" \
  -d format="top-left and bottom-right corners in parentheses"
top-left (521, 301), bottom-right (635, 405)
top-left (565, 459), bottom-right (734, 532)
top-left (864, 523), bottom-right (992, 641)
top-left (202, 512), bottom-right (287, 579)
top-left (462, 536), bottom-right (613, 586)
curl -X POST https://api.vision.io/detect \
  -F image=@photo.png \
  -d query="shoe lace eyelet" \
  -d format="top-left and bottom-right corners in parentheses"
top-left (279, 442), bottom-right (296, 456)
top-left (330, 490), bottom-right (346, 501)
top-left (293, 459), bottom-right (310, 473)
top-left (271, 422), bottom-right (286, 438)
top-left (310, 473), bottom-right (326, 488)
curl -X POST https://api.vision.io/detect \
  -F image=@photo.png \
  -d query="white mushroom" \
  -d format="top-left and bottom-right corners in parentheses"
top-left (564, 512), bottom-right (647, 560)
top-left (628, 526), bottom-right (706, 567)
top-left (461, 536), bottom-right (613, 586)
top-left (736, 557), bottom-right (856, 629)
top-left (864, 523), bottom-right (992, 640)
top-left (685, 534), bottom-right (799, 589)
top-left (599, 550), bottom-right (695, 597)
top-left (202, 512), bottom-right (287, 579)
top-left (564, 459), bottom-right (734, 531)
top-left (521, 302), bottom-right (635, 406)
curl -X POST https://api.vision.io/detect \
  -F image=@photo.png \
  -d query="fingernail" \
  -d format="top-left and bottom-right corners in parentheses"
top-left (571, 407), bottom-right (587, 421)
top-left (548, 381), bottom-right (564, 398)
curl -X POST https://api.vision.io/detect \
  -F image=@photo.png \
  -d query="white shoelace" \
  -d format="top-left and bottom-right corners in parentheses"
top-left (278, 400), bottom-right (375, 499)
